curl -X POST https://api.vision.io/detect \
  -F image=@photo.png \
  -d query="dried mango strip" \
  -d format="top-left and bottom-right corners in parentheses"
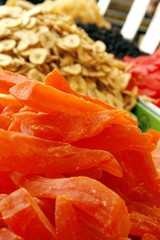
top-left (0, 129), bottom-right (122, 177)
top-left (9, 109), bottom-right (125, 142)
top-left (9, 80), bottom-right (105, 116)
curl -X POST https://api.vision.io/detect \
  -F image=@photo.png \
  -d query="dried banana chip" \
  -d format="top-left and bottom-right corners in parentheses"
top-left (62, 64), bottom-right (82, 75)
top-left (68, 75), bottom-right (88, 93)
top-left (0, 39), bottom-right (16, 52)
top-left (92, 40), bottom-right (106, 54)
top-left (20, 49), bottom-right (31, 57)
top-left (21, 13), bottom-right (30, 26)
top-left (39, 31), bottom-right (55, 49)
top-left (80, 39), bottom-right (93, 50)
top-left (25, 5), bottom-right (42, 17)
top-left (82, 67), bottom-right (106, 78)
top-left (60, 22), bottom-right (75, 33)
top-left (60, 55), bottom-right (74, 67)
top-left (29, 48), bottom-right (48, 65)
top-left (120, 73), bottom-right (131, 89)
top-left (101, 65), bottom-right (111, 73)
top-left (13, 57), bottom-right (25, 66)
top-left (0, 27), bottom-right (11, 38)
top-left (27, 34), bottom-right (39, 46)
top-left (56, 39), bottom-right (68, 51)
top-left (0, 6), bottom-right (11, 18)
top-left (77, 47), bottom-right (93, 63)
top-left (62, 34), bottom-right (80, 49)
top-left (112, 58), bottom-right (126, 70)
top-left (26, 17), bottom-right (37, 29)
top-left (0, 18), bottom-right (22, 28)
top-left (27, 68), bottom-right (45, 81)
top-left (0, 53), bottom-right (12, 66)
top-left (16, 40), bottom-right (29, 52)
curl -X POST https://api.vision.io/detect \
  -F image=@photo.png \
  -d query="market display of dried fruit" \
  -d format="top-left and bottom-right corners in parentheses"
top-left (0, 0), bottom-right (138, 111)
top-left (0, 69), bottom-right (159, 240)
top-left (0, 0), bottom-right (159, 238)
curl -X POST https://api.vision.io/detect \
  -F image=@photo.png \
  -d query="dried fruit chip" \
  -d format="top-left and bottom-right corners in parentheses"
top-left (0, 18), bottom-right (21, 28)
top-left (92, 40), bottom-right (106, 53)
top-left (29, 48), bottom-right (48, 65)
top-left (16, 40), bottom-right (29, 52)
top-left (0, 27), bottom-right (11, 38)
top-left (0, 54), bottom-right (12, 66)
top-left (27, 69), bottom-right (45, 81)
top-left (0, 39), bottom-right (16, 52)
top-left (39, 31), bottom-right (55, 49)
top-left (63, 34), bottom-right (80, 49)
top-left (25, 5), bottom-right (42, 17)
top-left (62, 64), bottom-right (82, 75)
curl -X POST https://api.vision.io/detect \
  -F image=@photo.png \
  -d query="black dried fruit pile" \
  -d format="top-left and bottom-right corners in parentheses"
top-left (76, 21), bottom-right (147, 59)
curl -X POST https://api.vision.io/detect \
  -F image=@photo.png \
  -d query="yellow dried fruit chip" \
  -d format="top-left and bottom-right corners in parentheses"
top-left (77, 47), bottom-right (93, 63)
top-left (0, 6), bottom-right (11, 18)
top-left (60, 55), bottom-right (74, 67)
top-left (0, 39), bottom-right (16, 52)
top-left (0, 18), bottom-right (21, 28)
top-left (56, 39), bottom-right (68, 51)
top-left (21, 14), bottom-right (30, 26)
top-left (20, 49), bottom-right (31, 57)
top-left (28, 34), bottom-right (39, 46)
top-left (39, 31), bottom-right (55, 49)
top-left (0, 27), bottom-right (11, 38)
top-left (62, 34), bottom-right (80, 49)
top-left (0, 53), bottom-right (12, 66)
top-left (25, 5), bottom-right (42, 17)
top-left (29, 48), bottom-right (48, 65)
top-left (13, 57), bottom-right (25, 66)
top-left (26, 17), bottom-right (37, 29)
top-left (62, 64), bottom-right (82, 75)
top-left (92, 40), bottom-right (106, 54)
top-left (17, 40), bottom-right (29, 52)
top-left (68, 75), bottom-right (88, 93)
top-left (120, 73), bottom-right (131, 89)
top-left (27, 68), bottom-right (45, 81)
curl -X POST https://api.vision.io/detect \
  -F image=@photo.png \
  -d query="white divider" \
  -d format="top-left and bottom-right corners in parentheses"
top-left (121, 0), bottom-right (151, 41)
top-left (140, 2), bottom-right (160, 54)
top-left (97, 0), bottom-right (111, 16)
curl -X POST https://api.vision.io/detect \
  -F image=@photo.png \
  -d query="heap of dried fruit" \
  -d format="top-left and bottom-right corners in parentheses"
top-left (46, 0), bottom-right (111, 28)
top-left (0, 0), bottom-right (137, 111)
top-left (0, 69), bottom-right (159, 240)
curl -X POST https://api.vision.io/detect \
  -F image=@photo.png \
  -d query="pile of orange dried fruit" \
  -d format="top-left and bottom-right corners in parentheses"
top-left (0, 0), bottom-right (137, 111)
top-left (0, 68), bottom-right (159, 240)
